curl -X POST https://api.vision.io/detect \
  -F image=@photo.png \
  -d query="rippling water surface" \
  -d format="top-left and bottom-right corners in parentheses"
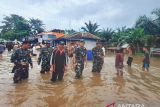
top-left (0, 51), bottom-right (160, 107)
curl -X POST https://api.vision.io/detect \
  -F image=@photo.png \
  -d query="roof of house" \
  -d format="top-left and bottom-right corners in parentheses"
top-left (62, 32), bottom-right (101, 40)
top-left (38, 32), bottom-right (64, 39)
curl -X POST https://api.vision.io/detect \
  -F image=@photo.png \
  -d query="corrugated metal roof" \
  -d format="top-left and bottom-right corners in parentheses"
top-left (61, 32), bottom-right (101, 40)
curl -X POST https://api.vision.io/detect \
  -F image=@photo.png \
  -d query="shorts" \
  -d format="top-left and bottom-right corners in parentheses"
top-left (143, 63), bottom-right (150, 69)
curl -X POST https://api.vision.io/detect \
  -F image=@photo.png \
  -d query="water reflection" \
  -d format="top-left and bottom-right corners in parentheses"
top-left (0, 53), bottom-right (160, 107)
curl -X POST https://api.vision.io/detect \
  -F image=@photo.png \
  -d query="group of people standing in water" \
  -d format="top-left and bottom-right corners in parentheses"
top-left (9, 40), bottom-right (105, 83)
top-left (115, 45), bottom-right (150, 76)
top-left (0, 39), bottom-right (150, 83)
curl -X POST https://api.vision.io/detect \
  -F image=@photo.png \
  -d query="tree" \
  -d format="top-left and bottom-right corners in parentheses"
top-left (29, 18), bottom-right (44, 35)
top-left (111, 26), bottom-right (128, 45)
top-left (51, 29), bottom-right (65, 33)
top-left (81, 21), bottom-right (100, 35)
top-left (129, 28), bottom-right (145, 51)
top-left (99, 28), bottom-right (114, 42)
top-left (65, 29), bottom-right (76, 35)
top-left (152, 8), bottom-right (160, 34)
top-left (111, 27), bottom-right (145, 51)
top-left (135, 15), bottom-right (159, 35)
top-left (0, 14), bottom-right (30, 40)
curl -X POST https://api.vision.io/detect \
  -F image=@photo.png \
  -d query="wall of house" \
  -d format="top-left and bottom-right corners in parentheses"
top-left (85, 39), bottom-right (96, 50)
top-left (42, 34), bottom-right (56, 41)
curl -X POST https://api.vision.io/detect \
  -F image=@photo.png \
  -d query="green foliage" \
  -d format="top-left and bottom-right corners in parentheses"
top-left (111, 27), bottom-right (145, 51)
top-left (111, 26), bottom-right (128, 44)
top-left (81, 21), bottom-right (100, 35)
top-left (29, 18), bottom-right (44, 35)
top-left (98, 28), bottom-right (115, 42)
top-left (111, 8), bottom-right (160, 50)
top-left (0, 14), bottom-right (44, 40)
top-left (135, 15), bottom-right (159, 35)
top-left (145, 36), bottom-right (160, 47)
top-left (65, 29), bottom-right (77, 35)
top-left (152, 8), bottom-right (160, 33)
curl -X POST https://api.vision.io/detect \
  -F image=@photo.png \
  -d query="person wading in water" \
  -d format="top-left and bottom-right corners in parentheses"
top-left (51, 41), bottom-right (67, 82)
top-left (115, 48), bottom-right (124, 76)
top-left (127, 45), bottom-right (134, 67)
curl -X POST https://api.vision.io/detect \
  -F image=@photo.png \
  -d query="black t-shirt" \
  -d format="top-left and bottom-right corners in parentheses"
top-left (52, 49), bottom-right (66, 67)
top-left (144, 52), bottom-right (150, 64)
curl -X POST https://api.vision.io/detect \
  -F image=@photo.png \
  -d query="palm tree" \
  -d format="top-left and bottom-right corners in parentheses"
top-left (65, 29), bottom-right (76, 35)
top-left (111, 26), bottom-right (128, 45)
top-left (116, 26), bottom-right (127, 33)
top-left (81, 21), bottom-right (100, 35)
top-left (99, 28), bottom-right (114, 42)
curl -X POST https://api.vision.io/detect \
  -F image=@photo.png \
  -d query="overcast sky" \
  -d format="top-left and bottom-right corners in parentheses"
top-left (0, 0), bottom-right (160, 31)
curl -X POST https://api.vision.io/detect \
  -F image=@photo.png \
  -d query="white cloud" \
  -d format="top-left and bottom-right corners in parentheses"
top-left (0, 0), bottom-right (160, 30)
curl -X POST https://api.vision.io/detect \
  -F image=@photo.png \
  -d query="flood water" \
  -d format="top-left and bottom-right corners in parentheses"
top-left (0, 51), bottom-right (160, 107)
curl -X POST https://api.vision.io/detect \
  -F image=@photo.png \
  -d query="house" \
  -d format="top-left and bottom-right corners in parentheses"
top-left (23, 32), bottom-right (64, 45)
top-left (58, 32), bottom-right (102, 61)
top-left (59, 32), bottom-right (101, 50)
top-left (38, 32), bottom-right (64, 41)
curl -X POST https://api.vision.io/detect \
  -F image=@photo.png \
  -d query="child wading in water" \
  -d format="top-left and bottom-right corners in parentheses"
top-left (142, 46), bottom-right (150, 71)
top-left (127, 46), bottom-right (134, 67)
top-left (115, 48), bottom-right (124, 76)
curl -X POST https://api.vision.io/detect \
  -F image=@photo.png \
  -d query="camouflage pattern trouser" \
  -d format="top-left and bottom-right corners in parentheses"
top-left (41, 60), bottom-right (50, 73)
top-left (75, 61), bottom-right (84, 78)
top-left (92, 58), bottom-right (104, 73)
top-left (13, 64), bottom-right (29, 83)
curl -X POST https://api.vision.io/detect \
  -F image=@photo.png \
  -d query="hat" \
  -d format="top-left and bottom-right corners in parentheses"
top-left (59, 41), bottom-right (65, 45)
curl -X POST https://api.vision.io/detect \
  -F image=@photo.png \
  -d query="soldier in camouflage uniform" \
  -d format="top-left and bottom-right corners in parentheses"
top-left (92, 42), bottom-right (104, 73)
top-left (74, 40), bottom-right (87, 79)
top-left (38, 42), bottom-right (53, 74)
top-left (11, 41), bottom-right (33, 83)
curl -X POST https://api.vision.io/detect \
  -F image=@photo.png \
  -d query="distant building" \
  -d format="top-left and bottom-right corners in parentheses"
top-left (58, 32), bottom-right (102, 61)
top-left (38, 32), bottom-right (64, 41)
top-left (59, 32), bottom-right (101, 50)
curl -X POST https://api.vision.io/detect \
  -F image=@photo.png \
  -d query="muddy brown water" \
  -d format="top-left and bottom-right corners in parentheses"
top-left (0, 51), bottom-right (160, 107)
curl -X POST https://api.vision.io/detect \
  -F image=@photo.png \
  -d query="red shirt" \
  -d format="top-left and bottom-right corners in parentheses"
top-left (115, 53), bottom-right (124, 68)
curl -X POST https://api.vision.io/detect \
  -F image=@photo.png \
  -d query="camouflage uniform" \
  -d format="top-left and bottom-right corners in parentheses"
top-left (11, 48), bottom-right (33, 82)
top-left (38, 46), bottom-right (53, 73)
top-left (74, 46), bottom-right (87, 78)
top-left (92, 47), bottom-right (104, 73)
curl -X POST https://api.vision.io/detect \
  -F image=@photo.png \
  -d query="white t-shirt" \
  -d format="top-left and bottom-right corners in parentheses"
top-left (33, 46), bottom-right (37, 54)
top-left (102, 47), bottom-right (105, 56)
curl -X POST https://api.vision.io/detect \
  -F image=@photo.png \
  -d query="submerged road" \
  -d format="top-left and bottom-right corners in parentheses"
top-left (0, 51), bottom-right (160, 107)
